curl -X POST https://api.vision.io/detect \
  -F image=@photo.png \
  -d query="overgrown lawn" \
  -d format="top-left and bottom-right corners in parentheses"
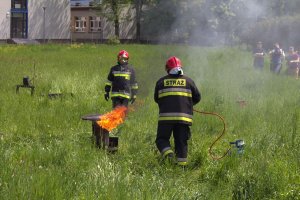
top-left (0, 44), bottom-right (299, 199)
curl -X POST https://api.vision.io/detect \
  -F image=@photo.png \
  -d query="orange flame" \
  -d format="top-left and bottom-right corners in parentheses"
top-left (96, 106), bottom-right (127, 132)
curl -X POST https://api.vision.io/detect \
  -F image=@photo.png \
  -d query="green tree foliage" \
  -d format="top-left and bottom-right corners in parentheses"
top-left (240, 14), bottom-right (300, 50)
top-left (256, 0), bottom-right (300, 17)
top-left (93, 0), bottom-right (300, 46)
top-left (141, 0), bottom-right (181, 43)
top-left (141, 0), bottom-right (245, 45)
top-left (232, 0), bottom-right (300, 48)
top-left (130, 0), bottom-right (155, 42)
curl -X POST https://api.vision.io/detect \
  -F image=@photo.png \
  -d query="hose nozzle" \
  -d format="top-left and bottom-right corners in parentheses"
top-left (230, 139), bottom-right (245, 154)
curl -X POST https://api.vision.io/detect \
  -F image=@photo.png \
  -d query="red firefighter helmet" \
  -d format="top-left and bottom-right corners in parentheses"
top-left (117, 50), bottom-right (129, 64)
top-left (165, 56), bottom-right (182, 71)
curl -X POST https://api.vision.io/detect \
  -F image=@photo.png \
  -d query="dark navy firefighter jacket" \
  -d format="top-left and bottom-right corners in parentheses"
top-left (105, 63), bottom-right (138, 99)
top-left (154, 74), bottom-right (201, 125)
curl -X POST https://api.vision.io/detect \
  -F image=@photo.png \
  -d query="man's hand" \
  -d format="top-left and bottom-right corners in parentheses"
top-left (104, 92), bottom-right (109, 101)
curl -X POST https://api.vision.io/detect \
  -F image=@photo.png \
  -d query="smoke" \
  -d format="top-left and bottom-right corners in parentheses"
top-left (143, 0), bottom-right (271, 47)
top-left (155, 1), bottom-right (278, 108)
top-left (142, 0), bottom-right (298, 93)
top-left (183, 0), bottom-right (268, 46)
top-left (239, 1), bottom-right (266, 20)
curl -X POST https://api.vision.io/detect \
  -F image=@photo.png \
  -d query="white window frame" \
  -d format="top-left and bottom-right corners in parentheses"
top-left (89, 16), bottom-right (101, 32)
top-left (74, 16), bottom-right (86, 32)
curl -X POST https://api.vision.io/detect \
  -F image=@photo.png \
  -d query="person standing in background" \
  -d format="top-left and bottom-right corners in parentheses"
top-left (269, 43), bottom-right (285, 74)
top-left (104, 50), bottom-right (138, 107)
top-left (93, 50), bottom-right (138, 151)
top-left (252, 41), bottom-right (265, 70)
top-left (285, 46), bottom-right (299, 76)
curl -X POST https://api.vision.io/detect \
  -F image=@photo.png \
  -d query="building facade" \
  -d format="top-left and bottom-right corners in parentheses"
top-left (70, 0), bottom-right (136, 42)
top-left (0, 0), bottom-right (70, 42)
top-left (71, 3), bottom-right (105, 42)
top-left (0, 0), bottom-right (136, 43)
top-left (0, 1), bottom-right (11, 41)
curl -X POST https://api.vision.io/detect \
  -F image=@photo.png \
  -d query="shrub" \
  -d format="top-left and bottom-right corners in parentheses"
top-left (107, 35), bottom-right (120, 45)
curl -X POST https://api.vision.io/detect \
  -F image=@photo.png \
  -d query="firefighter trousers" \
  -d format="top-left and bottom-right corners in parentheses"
top-left (156, 123), bottom-right (191, 160)
top-left (112, 97), bottom-right (129, 108)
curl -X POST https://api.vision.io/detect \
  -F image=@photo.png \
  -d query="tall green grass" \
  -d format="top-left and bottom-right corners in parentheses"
top-left (0, 44), bottom-right (299, 199)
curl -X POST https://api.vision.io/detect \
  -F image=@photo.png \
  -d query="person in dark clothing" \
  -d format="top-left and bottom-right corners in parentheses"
top-left (93, 50), bottom-right (138, 151)
top-left (154, 56), bottom-right (201, 166)
top-left (104, 50), bottom-right (138, 108)
top-left (269, 43), bottom-right (285, 74)
top-left (252, 41), bottom-right (265, 70)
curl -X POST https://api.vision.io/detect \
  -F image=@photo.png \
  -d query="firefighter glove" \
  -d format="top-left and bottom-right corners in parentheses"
top-left (130, 97), bottom-right (136, 104)
top-left (104, 92), bottom-right (109, 101)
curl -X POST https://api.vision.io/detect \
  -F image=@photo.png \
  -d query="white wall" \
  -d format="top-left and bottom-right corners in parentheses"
top-left (118, 5), bottom-right (136, 39)
top-left (0, 0), bottom-right (11, 40)
top-left (28, 0), bottom-right (71, 40)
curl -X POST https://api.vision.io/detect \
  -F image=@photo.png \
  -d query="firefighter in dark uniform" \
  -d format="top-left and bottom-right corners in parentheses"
top-left (104, 50), bottom-right (138, 107)
top-left (154, 56), bottom-right (201, 166)
top-left (93, 50), bottom-right (138, 150)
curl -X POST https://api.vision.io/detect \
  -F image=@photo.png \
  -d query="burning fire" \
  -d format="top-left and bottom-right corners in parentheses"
top-left (97, 106), bottom-right (127, 132)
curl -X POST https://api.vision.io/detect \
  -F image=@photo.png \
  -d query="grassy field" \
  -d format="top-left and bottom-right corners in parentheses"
top-left (0, 44), bottom-right (299, 200)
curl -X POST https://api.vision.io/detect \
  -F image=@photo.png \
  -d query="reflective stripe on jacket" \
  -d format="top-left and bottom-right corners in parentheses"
top-left (159, 113), bottom-right (193, 123)
top-left (154, 74), bottom-right (201, 125)
top-left (105, 63), bottom-right (138, 99)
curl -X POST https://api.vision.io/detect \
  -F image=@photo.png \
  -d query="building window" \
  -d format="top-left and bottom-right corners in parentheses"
top-left (89, 16), bottom-right (101, 32)
top-left (12, 0), bottom-right (27, 9)
top-left (74, 16), bottom-right (86, 32)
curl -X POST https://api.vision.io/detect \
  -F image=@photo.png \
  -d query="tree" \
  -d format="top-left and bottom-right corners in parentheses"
top-left (94, 0), bottom-right (131, 38)
top-left (141, 0), bottom-right (191, 43)
top-left (94, 0), bottom-right (300, 45)
top-left (130, 0), bottom-right (158, 42)
top-left (141, 0), bottom-right (245, 45)
top-left (134, 0), bottom-right (142, 42)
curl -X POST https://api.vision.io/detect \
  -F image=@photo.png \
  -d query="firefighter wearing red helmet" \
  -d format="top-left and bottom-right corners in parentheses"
top-left (104, 50), bottom-right (138, 108)
top-left (154, 56), bottom-right (201, 166)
